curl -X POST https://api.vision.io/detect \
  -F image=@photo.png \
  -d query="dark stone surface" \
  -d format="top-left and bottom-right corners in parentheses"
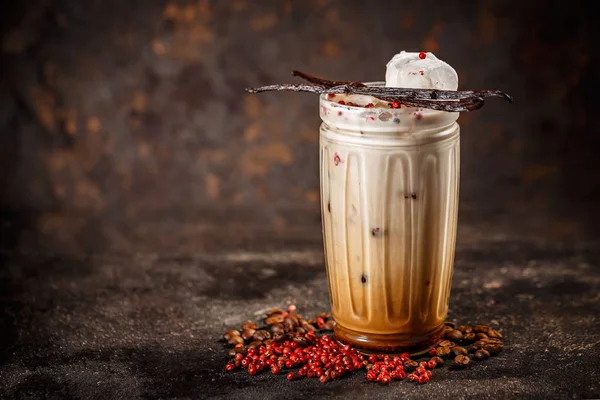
top-left (0, 216), bottom-right (599, 399)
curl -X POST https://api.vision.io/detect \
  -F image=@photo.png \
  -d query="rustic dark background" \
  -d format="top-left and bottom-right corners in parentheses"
top-left (1, 0), bottom-right (598, 256)
top-left (1, 1), bottom-right (599, 399)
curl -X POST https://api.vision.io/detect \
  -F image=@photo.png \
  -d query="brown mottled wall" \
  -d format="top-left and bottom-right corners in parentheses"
top-left (0, 0), bottom-right (598, 253)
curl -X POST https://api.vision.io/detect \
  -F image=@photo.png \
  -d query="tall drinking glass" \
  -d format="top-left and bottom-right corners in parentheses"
top-left (319, 86), bottom-right (460, 353)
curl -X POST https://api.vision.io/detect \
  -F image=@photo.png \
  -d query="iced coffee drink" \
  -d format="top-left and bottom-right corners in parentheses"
top-left (320, 52), bottom-right (460, 353)
top-left (246, 50), bottom-right (511, 354)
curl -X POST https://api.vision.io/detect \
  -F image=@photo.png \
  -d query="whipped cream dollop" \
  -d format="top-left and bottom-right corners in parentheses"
top-left (385, 51), bottom-right (458, 91)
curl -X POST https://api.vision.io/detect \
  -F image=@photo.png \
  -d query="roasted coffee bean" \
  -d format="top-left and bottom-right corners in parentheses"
top-left (403, 360), bottom-right (419, 371)
top-left (435, 346), bottom-right (452, 358)
top-left (473, 325), bottom-right (490, 333)
top-left (252, 329), bottom-right (271, 341)
top-left (283, 319), bottom-right (295, 332)
top-left (487, 329), bottom-right (503, 339)
top-left (247, 340), bottom-right (263, 349)
top-left (483, 343), bottom-right (503, 355)
top-left (451, 346), bottom-right (469, 356)
top-left (223, 329), bottom-right (240, 341)
top-left (468, 345), bottom-right (480, 353)
top-left (263, 339), bottom-right (274, 346)
top-left (473, 349), bottom-right (491, 361)
top-left (430, 356), bottom-right (445, 367)
top-left (293, 336), bottom-right (309, 347)
top-left (446, 329), bottom-right (464, 341)
top-left (317, 312), bottom-right (331, 319)
top-left (458, 325), bottom-right (473, 334)
top-left (323, 320), bottom-right (336, 330)
top-left (438, 340), bottom-right (455, 348)
top-left (270, 323), bottom-right (284, 333)
top-left (481, 337), bottom-right (502, 344)
top-left (266, 315), bottom-right (285, 325)
top-left (462, 332), bottom-right (476, 342)
top-left (295, 327), bottom-right (306, 335)
top-left (241, 328), bottom-right (256, 341)
top-left (228, 348), bottom-right (237, 358)
top-left (472, 340), bottom-right (486, 349)
top-left (272, 331), bottom-right (285, 342)
top-left (266, 308), bottom-right (285, 317)
top-left (443, 325), bottom-right (455, 335)
top-left (475, 332), bottom-right (489, 340)
top-left (445, 321), bottom-right (456, 329)
top-left (287, 315), bottom-right (300, 326)
top-left (241, 321), bottom-right (258, 330)
top-left (233, 346), bottom-right (246, 356)
top-left (228, 336), bottom-right (244, 346)
top-left (301, 321), bottom-right (316, 332)
top-left (453, 354), bottom-right (470, 368)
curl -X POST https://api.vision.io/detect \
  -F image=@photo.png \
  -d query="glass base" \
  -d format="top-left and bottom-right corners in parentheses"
top-left (334, 323), bottom-right (444, 355)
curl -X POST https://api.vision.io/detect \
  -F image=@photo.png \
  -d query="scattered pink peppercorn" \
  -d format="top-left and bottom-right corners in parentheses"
top-left (419, 52), bottom-right (426, 59)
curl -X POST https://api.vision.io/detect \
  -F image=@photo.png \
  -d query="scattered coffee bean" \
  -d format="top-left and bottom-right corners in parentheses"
top-left (241, 328), bottom-right (256, 341)
top-left (270, 323), bottom-right (284, 333)
top-left (451, 346), bottom-right (469, 357)
top-left (458, 325), bottom-right (473, 334)
top-left (287, 315), bottom-right (300, 326)
top-left (443, 325), bottom-right (455, 335)
top-left (295, 327), bottom-right (306, 335)
top-left (446, 329), bottom-right (464, 341)
top-left (293, 336), bottom-right (309, 347)
top-left (468, 345), bottom-right (480, 353)
top-left (435, 346), bottom-right (452, 358)
top-left (227, 348), bottom-right (237, 358)
top-left (323, 320), bottom-right (336, 330)
top-left (247, 340), bottom-right (262, 349)
top-left (403, 360), bottom-right (419, 371)
top-left (281, 320), bottom-right (293, 332)
top-left (228, 336), bottom-right (244, 346)
top-left (473, 325), bottom-right (490, 333)
top-left (272, 331), bottom-right (285, 342)
top-left (453, 354), bottom-right (470, 368)
top-left (473, 349), bottom-right (491, 361)
top-left (223, 329), bottom-right (240, 341)
top-left (445, 321), bottom-right (456, 329)
top-left (266, 315), bottom-right (285, 325)
top-left (462, 332), bottom-right (476, 342)
top-left (317, 312), bottom-right (331, 319)
top-left (472, 340), bottom-right (486, 349)
top-left (483, 343), bottom-right (503, 355)
top-left (487, 329), bottom-right (503, 339)
top-left (475, 332), bottom-right (489, 340)
top-left (301, 321), bottom-right (316, 331)
top-left (241, 321), bottom-right (258, 330)
top-left (266, 308), bottom-right (285, 317)
top-left (438, 340), bottom-right (455, 348)
top-left (252, 329), bottom-right (271, 341)
top-left (482, 337), bottom-right (502, 344)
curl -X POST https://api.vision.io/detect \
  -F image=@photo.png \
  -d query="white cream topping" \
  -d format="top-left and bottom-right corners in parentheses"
top-left (385, 51), bottom-right (458, 91)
